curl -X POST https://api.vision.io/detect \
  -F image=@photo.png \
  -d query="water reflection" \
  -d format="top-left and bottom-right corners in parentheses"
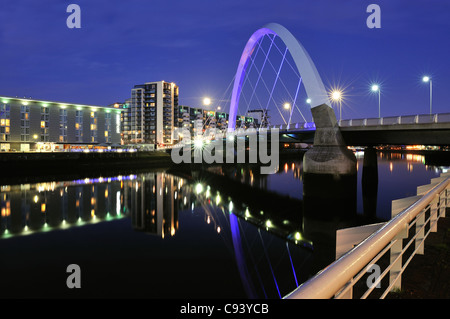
top-left (0, 151), bottom-right (448, 299)
top-left (0, 171), bottom-right (311, 299)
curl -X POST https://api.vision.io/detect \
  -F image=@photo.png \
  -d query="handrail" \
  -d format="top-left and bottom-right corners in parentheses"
top-left (284, 175), bottom-right (450, 299)
top-left (271, 112), bottom-right (450, 131)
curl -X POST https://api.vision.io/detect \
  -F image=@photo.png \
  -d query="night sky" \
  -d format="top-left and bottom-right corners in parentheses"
top-left (0, 0), bottom-right (449, 120)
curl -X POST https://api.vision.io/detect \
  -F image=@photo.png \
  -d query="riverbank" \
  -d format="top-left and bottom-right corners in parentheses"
top-left (0, 150), bottom-right (174, 185)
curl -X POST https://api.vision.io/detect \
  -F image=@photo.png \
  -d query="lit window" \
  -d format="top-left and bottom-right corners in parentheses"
top-left (41, 121), bottom-right (45, 128)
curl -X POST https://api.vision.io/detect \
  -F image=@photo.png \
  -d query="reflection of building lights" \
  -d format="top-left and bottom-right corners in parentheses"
top-left (33, 195), bottom-right (39, 203)
top-left (214, 194), bottom-right (221, 205)
top-left (195, 183), bottom-right (203, 194)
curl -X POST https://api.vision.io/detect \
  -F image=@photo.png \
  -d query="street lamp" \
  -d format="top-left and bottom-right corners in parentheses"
top-left (283, 103), bottom-right (291, 126)
top-left (422, 76), bottom-right (432, 116)
top-left (371, 84), bottom-right (381, 118)
top-left (331, 90), bottom-right (343, 121)
top-left (203, 97), bottom-right (212, 106)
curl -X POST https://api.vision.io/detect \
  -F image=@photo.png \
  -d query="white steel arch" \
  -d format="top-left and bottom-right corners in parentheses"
top-left (228, 23), bottom-right (330, 131)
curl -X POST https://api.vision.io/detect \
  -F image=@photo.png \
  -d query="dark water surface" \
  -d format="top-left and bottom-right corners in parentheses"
top-left (0, 151), bottom-right (447, 298)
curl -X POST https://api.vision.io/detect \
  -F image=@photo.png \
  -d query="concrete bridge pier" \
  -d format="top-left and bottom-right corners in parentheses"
top-left (303, 104), bottom-right (357, 177)
top-left (302, 104), bottom-right (358, 273)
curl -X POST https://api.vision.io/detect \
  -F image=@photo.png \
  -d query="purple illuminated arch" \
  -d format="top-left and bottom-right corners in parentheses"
top-left (227, 23), bottom-right (330, 131)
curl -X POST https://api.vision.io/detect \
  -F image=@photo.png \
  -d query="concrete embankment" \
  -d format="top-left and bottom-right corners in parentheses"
top-left (0, 151), bottom-right (174, 183)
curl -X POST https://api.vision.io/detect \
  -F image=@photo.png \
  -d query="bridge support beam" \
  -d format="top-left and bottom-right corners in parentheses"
top-left (302, 104), bottom-right (357, 274)
top-left (303, 104), bottom-right (357, 176)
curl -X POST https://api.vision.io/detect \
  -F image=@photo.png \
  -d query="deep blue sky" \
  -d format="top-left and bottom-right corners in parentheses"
top-left (0, 0), bottom-right (449, 120)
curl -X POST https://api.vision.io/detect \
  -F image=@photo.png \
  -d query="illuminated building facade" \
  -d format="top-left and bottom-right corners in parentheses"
top-left (122, 81), bottom-right (179, 146)
top-left (0, 96), bottom-right (122, 152)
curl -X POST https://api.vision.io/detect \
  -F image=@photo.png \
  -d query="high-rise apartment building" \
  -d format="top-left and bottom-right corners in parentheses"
top-left (122, 81), bottom-right (178, 146)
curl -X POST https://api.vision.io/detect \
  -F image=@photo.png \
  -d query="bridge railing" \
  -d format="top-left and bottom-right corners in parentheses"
top-left (284, 172), bottom-right (450, 299)
top-left (338, 113), bottom-right (450, 127)
top-left (268, 113), bottom-right (450, 131)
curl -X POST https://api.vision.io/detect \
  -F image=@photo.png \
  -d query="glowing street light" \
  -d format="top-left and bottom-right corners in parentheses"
top-left (330, 90), bottom-right (343, 121)
top-left (371, 84), bottom-right (381, 118)
top-left (203, 97), bottom-right (212, 106)
top-left (306, 98), bottom-right (311, 104)
top-left (283, 102), bottom-right (292, 126)
top-left (422, 76), bottom-right (432, 115)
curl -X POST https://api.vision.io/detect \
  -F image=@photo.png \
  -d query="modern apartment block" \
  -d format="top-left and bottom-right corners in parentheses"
top-left (0, 95), bottom-right (121, 152)
top-left (173, 106), bottom-right (257, 136)
top-left (122, 81), bottom-right (179, 146)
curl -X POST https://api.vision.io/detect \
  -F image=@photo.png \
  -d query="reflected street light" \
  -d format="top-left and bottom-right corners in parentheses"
top-left (422, 76), bottom-right (432, 116)
top-left (371, 84), bottom-right (381, 118)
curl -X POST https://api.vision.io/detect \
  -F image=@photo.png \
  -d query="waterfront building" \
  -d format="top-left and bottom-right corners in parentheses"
top-left (174, 105), bottom-right (191, 130)
top-left (172, 105), bottom-right (258, 138)
top-left (122, 81), bottom-right (179, 146)
top-left (0, 95), bottom-right (121, 152)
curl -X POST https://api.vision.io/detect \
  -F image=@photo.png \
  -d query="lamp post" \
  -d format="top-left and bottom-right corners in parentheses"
top-left (371, 84), bottom-right (381, 118)
top-left (422, 76), bottom-right (432, 116)
top-left (331, 90), bottom-right (343, 122)
top-left (283, 102), bottom-right (291, 126)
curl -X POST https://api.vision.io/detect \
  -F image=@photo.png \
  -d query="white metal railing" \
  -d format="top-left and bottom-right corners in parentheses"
top-left (284, 172), bottom-right (450, 299)
top-left (338, 113), bottom-right (450, 128)
top-left (264, 113), bottom-right (450, 131)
